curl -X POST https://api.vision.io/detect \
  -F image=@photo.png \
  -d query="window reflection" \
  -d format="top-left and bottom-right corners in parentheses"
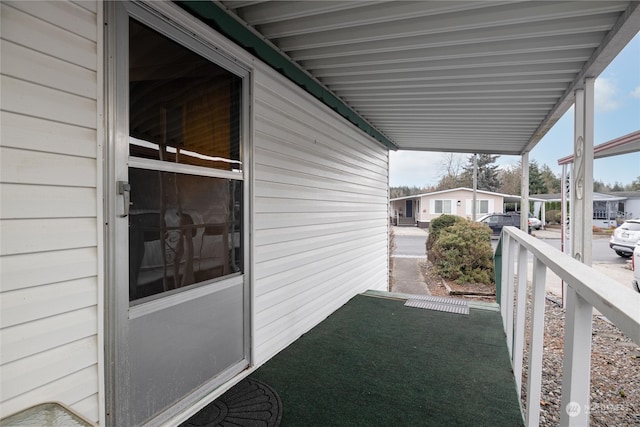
top-left (129, 19), bottom-right (242, 171)
top-left (128, 18), bottom-right (244, 303)
top-left (129, 168), bottom-right (243, 302)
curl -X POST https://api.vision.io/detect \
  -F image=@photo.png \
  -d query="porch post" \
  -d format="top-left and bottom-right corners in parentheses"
top-left (571, 80), bottom-right (594, 266)
top-left (560, 78), bottom-right (595, 426)
top-left (520, 152), bottom-right (530, 231)
top-left (583, 77), bottom-right (595, 262)
top-left (560, 163), bottom-right (571, 307)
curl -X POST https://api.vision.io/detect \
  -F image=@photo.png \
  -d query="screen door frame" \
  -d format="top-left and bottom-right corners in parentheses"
top-left (104, 2), bottom-right (252, 425)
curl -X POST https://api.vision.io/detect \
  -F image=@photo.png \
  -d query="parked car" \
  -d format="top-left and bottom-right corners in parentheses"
top-left (632, 242), bottom-right (640, 293)
top-left (609, 218), bottom-right (640, 258)
top-left (478, 213), bottom-right (531, 237)
top-left (528, 213), bottom-right (542, 230)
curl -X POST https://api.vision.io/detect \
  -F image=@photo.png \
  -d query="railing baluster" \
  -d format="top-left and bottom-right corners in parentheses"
top-left (505, 236), bottom-right (516, 358)
top-left (500, 234), bottom-right (510, 332)
top-left (559, 288), bottom-right (593, 426)
top-left (499, 226), bottom-right (640, 427)
top-left (526, 258), bottom-right (546, 427)
top-left (513, 244), bottom-right (528, 396)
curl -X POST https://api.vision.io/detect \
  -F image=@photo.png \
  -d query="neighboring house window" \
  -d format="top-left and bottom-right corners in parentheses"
top-left (478, 200), bottom-right (489, 214)
top-left (466, 199), bottom-right (492, 215)
top-left (434, 200), bottom-right (452, 214)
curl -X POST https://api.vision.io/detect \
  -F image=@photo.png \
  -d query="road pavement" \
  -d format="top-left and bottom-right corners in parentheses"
top-left (529, 227), bottom-right (634, 296)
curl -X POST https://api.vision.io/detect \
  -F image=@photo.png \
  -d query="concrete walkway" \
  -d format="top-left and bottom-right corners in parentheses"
top-left (391, 257), bottom-right (431, 295)
top-left (390, 226), bottom-right (430, 295)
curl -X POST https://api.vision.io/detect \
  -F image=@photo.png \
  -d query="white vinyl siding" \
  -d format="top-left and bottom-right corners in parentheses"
top-left (0, 1), bottom-right (100, 423)
top-left (252, 64), bottom-right (389, 364)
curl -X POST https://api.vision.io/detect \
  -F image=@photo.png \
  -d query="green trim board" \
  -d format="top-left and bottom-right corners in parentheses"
top-left (176, 1), bottom-right (397, 150)
top-left (494, 236), bottom-right (503, 303)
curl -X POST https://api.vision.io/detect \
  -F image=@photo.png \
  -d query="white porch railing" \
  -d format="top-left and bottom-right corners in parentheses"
top-left (496, 226), bottom-right (640, 427)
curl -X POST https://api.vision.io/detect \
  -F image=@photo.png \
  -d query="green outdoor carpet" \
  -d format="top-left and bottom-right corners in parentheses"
top-left (251, 294), bottom-right (524, 427)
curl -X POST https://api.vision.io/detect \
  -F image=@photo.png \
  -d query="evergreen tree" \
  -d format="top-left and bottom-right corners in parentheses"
top-left (460, 154), bottom-right (500, 192)
top-left (389, 185), bottom-right (435, 198)
top-left (528, 160), bottom-right (547, 194)
top-left (611, 182), bottom-right (624, 192)
top-left (539, 164), bottom-right (561, 193)
top-left (496, 160), bottom-right (560, 195)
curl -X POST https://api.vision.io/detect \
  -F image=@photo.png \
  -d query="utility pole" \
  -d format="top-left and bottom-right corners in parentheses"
top-left (472, 153), bottom-right (478, 221)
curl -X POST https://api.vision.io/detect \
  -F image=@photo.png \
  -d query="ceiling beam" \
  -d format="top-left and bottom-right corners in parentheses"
top-left (310, 49), bottom-right (594, 78)
top-left (257, 1), bottom-right (505, 38)
top-left (290, 13), bottom-right (620, 60)
top-left (327, 73), bottom-right (577, 91)
top-left (299, 33), bottom-right (604, 69)
top-left (276, 1), bottom-right (625, 50)
top-left (229, 1), bottom-right (384, 26)
top-left (319, 63), bottom-right (584, 86)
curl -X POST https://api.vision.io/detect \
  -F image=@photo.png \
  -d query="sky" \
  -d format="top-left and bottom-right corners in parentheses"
top-left (389, 32), bottom-right (640, 189)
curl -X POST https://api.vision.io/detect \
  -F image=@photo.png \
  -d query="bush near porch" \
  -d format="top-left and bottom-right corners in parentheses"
top-left (427, 215), bottom-right (494, 286)
top-left (426, 214), bottom-right (460, 259)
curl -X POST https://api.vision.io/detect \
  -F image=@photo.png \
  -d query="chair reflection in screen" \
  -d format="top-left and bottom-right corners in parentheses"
top-left (128, 170), bottom-right (230, 301)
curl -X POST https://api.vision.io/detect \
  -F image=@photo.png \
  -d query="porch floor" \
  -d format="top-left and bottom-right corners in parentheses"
top-left (250, 292), bottom-right (524, 426)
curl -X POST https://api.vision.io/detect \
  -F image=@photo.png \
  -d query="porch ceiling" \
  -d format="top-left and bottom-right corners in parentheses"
top-left (209, 1), bottom-right (639, 155)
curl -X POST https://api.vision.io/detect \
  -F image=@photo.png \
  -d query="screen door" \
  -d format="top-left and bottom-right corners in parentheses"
top-left (108, 3), bottom-right (250, 425)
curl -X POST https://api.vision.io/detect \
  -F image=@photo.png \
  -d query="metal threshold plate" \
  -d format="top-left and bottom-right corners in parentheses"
top-left (404, 296), bottom-right (469, 315)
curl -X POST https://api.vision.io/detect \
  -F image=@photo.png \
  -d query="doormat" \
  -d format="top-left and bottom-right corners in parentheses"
top-left (180, 377), bottom-right (282, 427)
top-left (404, 295), bottom-right (469, 315)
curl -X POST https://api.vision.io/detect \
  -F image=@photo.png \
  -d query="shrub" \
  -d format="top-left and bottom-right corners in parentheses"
top-left (426, 214), bottom-right (461, 262)
top-left (432, 219), bottom-right (494, 286)
top-left (546, 209), bottom-right (562, 224)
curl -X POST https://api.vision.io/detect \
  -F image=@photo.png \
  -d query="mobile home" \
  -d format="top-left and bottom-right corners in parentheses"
top-left (1, 2), bottom-right (389, 424)
top-left (1, 1), bottom-right (639, 426)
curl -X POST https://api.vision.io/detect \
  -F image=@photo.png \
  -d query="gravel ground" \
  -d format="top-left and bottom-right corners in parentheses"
top-left (420, 260), bottom-right (640, 425)
top-left (521, 297), bottom-right (640, 426)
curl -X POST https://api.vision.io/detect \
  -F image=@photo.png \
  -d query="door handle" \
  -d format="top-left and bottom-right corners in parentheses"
top-left (118, 181), bottom-right (131, 217)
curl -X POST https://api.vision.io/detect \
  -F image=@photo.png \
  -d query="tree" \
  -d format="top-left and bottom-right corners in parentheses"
top-left (629, 176), bottom-right (640, 191)
top-left (460, 154), bottom-right (500, 192)
top-left (528, 160), bottom-right (547, 195)
top-left (390, 186), bottom-right (426, 198)
top-left (497, 165), bottom-right (521, 195)
top-left (593, 180), bottom-right (610, 192)
top-left (435, 153), bottom-right (465, 190)
top-left (496, 160), bottom-right (560, 195)
top-left (611, 181), bottom-right (624, 192)
top-left (539, 164), bottom-right (561, 193)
